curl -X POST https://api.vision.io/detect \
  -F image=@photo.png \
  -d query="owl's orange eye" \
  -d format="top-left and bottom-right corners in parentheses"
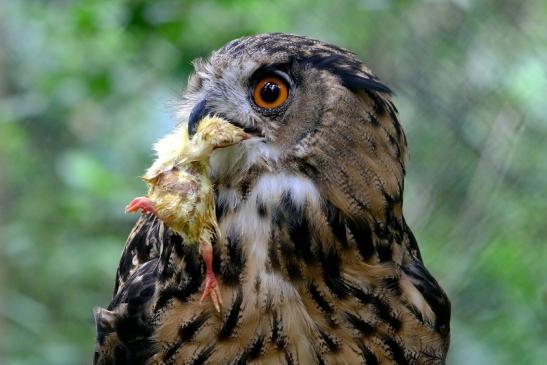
top-left (252, 75), bottom-right (289, 109)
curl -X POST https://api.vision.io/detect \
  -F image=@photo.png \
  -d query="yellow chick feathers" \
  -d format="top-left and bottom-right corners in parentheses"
top-left (126, 116), bottom-right (249, 311)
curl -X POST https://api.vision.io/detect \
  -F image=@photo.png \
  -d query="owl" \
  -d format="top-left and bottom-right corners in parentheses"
top-left (94, 33), bottom-right (451, 365)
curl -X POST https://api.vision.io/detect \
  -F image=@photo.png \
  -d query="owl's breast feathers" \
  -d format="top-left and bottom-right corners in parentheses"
top-left (95, 170), bottom-right (450, 365)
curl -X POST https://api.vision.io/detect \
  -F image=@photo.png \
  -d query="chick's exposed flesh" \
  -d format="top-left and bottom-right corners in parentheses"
top-left (126, 116), bottom-right (249, 311)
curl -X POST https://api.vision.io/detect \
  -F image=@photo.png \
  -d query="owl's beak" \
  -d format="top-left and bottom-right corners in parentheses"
top-left (188, 98), bottom-right (264, 138)
top-left (188, 99), bottom-right (212, 136)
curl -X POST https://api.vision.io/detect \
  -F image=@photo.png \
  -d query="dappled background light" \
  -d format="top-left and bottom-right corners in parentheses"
top-left (1, 1), bottom-right (546, 364)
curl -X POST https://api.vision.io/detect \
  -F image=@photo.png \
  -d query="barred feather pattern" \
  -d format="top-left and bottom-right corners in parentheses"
top-left (95, 174), bottom-right (450, 365)
top-left (94, 33), bottom-right (450, 365)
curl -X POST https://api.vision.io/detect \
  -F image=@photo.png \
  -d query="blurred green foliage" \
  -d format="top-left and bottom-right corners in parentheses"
top-left (1, 0), bottom-right (546, 364)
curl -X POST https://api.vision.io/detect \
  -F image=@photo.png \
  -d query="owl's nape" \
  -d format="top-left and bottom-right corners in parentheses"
top-left (95, 33), bottom-right (450, 365)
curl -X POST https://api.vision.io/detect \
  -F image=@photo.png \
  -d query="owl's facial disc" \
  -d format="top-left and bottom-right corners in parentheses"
top-left (190, 60), bottom-right (295, 135)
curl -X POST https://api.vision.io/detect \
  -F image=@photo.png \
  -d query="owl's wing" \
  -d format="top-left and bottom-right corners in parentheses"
top-left (113, 213), bottom-right (169, 295)
top-left (94, 258), bottom-right (158, 365)
top-left (95, 213), bottom-right (198, 365)
top-left (94, 213), bottom-right (204, 365)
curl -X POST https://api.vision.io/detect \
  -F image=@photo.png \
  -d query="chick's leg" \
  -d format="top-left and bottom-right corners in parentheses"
top-left (199, 241), bottom-right (223, 312)
top-left (125, 196), bottom-right (157, 215)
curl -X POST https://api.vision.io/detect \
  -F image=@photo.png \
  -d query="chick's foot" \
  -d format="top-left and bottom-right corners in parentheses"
top-left (201, 272), bottom-right (222, 312)
top-left (199, 242), bottom-right (223, 312)
top-left (125, 196), bottom-right (157, 215)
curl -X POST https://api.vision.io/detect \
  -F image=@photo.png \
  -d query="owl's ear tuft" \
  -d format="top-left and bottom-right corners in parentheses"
top-left (302, 54), bottom-right (392, 95)
top-left (337, 72), bottom-right (393, 95)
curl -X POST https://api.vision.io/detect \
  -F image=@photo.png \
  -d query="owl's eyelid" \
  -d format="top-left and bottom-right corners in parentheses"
top-left (248, 70), bottom-right (293, 99)
top-left (249, 63), bottom-right (293, 87)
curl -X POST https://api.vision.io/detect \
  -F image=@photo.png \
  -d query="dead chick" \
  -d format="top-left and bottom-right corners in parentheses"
top-left (125, 116), bottom-right (249, 311)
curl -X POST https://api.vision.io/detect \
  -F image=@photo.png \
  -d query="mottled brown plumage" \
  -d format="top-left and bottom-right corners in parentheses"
top-left (94, 33), bottom-right (450, 365)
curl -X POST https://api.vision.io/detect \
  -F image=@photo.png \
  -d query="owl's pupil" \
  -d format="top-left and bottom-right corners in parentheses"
top-left (261, 82), bottom-right (280, 103)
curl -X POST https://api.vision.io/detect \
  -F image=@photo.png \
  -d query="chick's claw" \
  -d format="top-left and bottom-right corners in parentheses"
top-left (125, 196), bottom-right (157, 215)
top-left (200, 273), bottom-right (223, 312)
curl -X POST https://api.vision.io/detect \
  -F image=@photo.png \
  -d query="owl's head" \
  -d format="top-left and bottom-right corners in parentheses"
top-left (179, 33), bottom-right (407, 223)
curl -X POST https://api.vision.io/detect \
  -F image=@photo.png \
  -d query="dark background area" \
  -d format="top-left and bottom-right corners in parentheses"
top-left (1, 1), bottom-right (546, 364)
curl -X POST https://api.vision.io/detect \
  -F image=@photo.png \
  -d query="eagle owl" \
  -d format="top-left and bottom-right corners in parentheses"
top-left (94, 33), bottom-right (451, 365)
